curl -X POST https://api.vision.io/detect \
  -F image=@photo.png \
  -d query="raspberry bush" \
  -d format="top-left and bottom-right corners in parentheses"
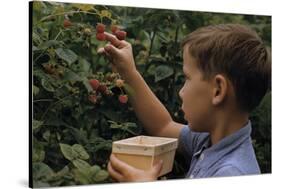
top-left (32, 1), bottom-right (271, 187)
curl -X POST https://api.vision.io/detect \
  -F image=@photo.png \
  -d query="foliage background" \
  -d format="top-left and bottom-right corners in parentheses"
top-left (31, 1), bottom-right (271, 187)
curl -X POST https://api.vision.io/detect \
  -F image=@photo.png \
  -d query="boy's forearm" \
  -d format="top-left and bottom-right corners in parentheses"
top-left (122, 70), bottom-right (174, 136)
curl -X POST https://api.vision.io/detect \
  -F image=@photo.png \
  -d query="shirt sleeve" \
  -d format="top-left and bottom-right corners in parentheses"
top-left (213, 165), bottom-right (244, 177)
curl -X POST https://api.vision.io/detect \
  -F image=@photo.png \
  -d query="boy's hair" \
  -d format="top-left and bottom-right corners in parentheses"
top-left (181, 24), bottom-right (271, 112)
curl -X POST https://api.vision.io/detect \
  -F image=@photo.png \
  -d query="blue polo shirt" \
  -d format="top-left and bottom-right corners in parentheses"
top-left (178, 121), bottom-right (261, 178)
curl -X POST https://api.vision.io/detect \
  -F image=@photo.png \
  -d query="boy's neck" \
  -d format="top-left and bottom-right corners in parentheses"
top-left (209, 112), bottom-right (249, 146)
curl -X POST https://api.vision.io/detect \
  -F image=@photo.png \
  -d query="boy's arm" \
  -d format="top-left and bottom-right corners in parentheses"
top-left (121, 70), bottom-right (185, 138)
top-left (100, 32), bottom-right (185, 138)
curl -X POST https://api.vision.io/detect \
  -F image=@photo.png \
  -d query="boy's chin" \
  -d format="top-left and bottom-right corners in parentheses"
top-left (188, 123), bottom-right (206, 132)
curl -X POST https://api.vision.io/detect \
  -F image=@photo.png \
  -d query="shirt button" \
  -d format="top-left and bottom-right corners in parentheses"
top-left (199, 153), bottom-right (204, 161)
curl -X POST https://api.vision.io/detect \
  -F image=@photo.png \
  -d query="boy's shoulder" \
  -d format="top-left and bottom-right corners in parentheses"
top-left (210, 140), bottom-right (261, 176)
top-left (179, 121), bottom-right (261, 177)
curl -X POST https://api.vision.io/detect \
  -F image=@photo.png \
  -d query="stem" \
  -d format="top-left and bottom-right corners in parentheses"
top-left (33, 99), bottom-right (53, 103)
top-left (39, 10), bottom-right (100, 23)
top-left (148, 30), bottom-right (156, 57)
top-left (54, 29), bottom-right (63, 40)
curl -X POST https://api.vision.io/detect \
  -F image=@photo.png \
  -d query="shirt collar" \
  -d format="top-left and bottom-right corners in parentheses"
top-left (194, 120), bottom-right (252, 168)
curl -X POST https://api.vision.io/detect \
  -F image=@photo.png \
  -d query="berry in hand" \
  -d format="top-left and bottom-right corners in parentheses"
top-left (96, 33), bottom-right (106, 41)
top-left (111, 25), bottom-right (119, 34)
top-left (96, 23), bottom-right (105, 33)
top-left (115, 30), bottom-right (127, 40)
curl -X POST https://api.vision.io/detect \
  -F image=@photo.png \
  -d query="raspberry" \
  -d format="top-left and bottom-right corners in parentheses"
top-left (116, 30), bottom-right (127, 40)
top-left (118, 95), bottom-right (128, 104)
top-left (89, 79), bottom-right (100, 90)
top-left (88, 94), bottom-right (98, 104)
top-left (63, 19), bottom-right (72, 28)
top-left (96, 33), bottom-right (106, 41)
top-left (115, 79), bottom-right (125, 88)
top-left (97, 84), bottom-right (107, 94)
top-left (96, 23), bottom-right (105, 33)
top-left (111, 25), bottom-right (119, 34)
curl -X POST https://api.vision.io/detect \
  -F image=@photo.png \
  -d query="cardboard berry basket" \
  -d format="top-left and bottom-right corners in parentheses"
top-left (112, 135), bottom-right (178, 176)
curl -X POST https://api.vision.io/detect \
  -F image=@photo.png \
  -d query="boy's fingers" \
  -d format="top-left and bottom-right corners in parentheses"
top-left (110, 154), bottom-right (133, 174)
top-left (107, 161), bottom-right (124, 182)
top-left (97, 47), bottom-right (113, 61)
top-left (104, 44), bottom-right (120, 57)
top-left (97, 47), bottom-right (105, 54)
top-left (104, 32), bottom-right (122, 47)
top-left (151, 160), bottom-right (163, 176)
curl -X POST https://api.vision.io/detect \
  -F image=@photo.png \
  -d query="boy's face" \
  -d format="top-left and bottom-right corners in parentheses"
top-left (179, 46), bottom-right (214, 132)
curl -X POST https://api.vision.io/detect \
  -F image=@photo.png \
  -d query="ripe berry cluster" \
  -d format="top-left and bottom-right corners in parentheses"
top-left (95, 23), bottom-right (127, 41)
top-left (88, 74), bottom-right (128, 104)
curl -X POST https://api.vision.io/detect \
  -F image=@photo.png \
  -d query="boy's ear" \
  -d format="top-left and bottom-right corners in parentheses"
top-left (212, 74), bottom-right (227, 105)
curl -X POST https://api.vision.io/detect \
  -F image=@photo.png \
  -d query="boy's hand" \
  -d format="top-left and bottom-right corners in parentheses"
top-left (98, 32), bottom-right (137, 77)
top-left (107, 154), bottom-right (163, 182)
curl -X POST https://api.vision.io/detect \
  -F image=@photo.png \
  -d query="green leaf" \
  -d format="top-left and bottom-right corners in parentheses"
top-left (43, 130), bottom-right (51, 142)
top-left (33, 162), bottom-right (54, 180)
top-left (72, 159), bottom-right (92, 171)
top-left (93, 170), bottom-right (109, 182)
top-left (63, 69), bottom-right (82, 82)
top-left (73, 4), bottom-right (94, 11)
top-left (32, 141), bottom-right (45, 162)
top-left (72, 144), bottom-right (90, 160)
top-left (89, 165), bottom-right (101, 177)
top-left (33, 181), bottom-right (50, 188)
top-left (73, 169), bottom-right (91, 184)
top-left (33, 120), bottom-right (44, 130)
top-left (33, 85), bottom-right (40, 96)
top-left (154, 65), bottom-right (174, 82)
top-left (59, 143), bottom-right (78, 161)
top-left (78, 58), bottom-right (91, 72)
top-left (39, 40), bottom-right (62, 50)
top-left (82, 77), bottom-right (92, 93)
top-left (55, 48), bottom-right (78, 65)
top-left (41, 78), bottom-right (55, 92)
top-left (56, 166), bottom-right (70, 177)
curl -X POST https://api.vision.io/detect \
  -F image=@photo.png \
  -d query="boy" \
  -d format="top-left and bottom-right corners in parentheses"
top-left (98, 24), bottom-right (271, 182)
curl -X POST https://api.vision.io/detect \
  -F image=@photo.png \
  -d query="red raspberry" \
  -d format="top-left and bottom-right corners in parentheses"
top-left (63, 19), bottom-right (72, 28)
top-left (88, 94), bottom-right (98, 104)
top-left (111, 25), bottom-right (119, 34)
top-left (96, 23), bottom-right (105, 33)
top-left (96, 33), bottom-right (106, 41)
top-left (115, 30), bottom-right (127, 40)
top-left (118, 95), bottom-right (128, 104)
top-left (89, 79), bottom-right (100, 90)
top-left (97, 84), bottom-right (107, 94)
